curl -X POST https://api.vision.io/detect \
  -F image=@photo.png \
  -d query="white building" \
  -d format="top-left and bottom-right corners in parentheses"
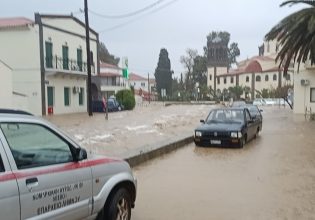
top-left (0, 14), bottom-right (99, 115)
top-left (92, 62), bottom-right (128, 99)
top-left (0, 59), bottom-right (13, 108)
top-left (128, 73), bottom-right (157, 100)
top-left (293, 61), bottom-right (315, 114)
top-left (207, 39), bottom-right (292, 100)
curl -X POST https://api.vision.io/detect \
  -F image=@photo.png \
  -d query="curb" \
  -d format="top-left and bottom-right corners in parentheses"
top-left (123, 135), bottom-right (194, 167)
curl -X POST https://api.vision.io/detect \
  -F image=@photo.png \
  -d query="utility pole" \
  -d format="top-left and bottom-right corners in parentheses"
top-left (148, 73), bottom-right (150, 104)
top-left (84, 0), bottom-right (92, 116)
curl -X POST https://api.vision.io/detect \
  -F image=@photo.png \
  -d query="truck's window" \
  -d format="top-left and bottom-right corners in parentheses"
top-left (0, 155), bottom-right (4, 172)
top-left (0, 123), bottom-right (73, 170)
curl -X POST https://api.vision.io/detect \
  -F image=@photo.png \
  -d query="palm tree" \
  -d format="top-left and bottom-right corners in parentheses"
top-left (265, 0), bottom-right (315, 74)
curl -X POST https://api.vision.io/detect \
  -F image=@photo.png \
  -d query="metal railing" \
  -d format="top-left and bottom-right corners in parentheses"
top-left (45, 56), bottom-right (95, 73)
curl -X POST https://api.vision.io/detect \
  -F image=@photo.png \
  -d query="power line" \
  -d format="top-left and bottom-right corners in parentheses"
top-left (89, 0), bottom-right (166, 19)
top-left (98, 0), bottom-right (179, 33)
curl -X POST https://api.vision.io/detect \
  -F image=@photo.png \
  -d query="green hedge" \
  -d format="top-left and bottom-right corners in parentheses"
top-left (116, 89), bottom-right (136, 110)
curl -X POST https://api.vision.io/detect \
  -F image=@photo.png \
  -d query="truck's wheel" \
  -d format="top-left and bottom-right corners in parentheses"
top-left (104, 188), bottom-right (131, 220)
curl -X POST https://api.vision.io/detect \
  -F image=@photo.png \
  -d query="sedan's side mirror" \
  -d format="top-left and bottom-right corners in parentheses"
top-left (200, 119), bottom-right (205, 123)
top-left (259, 109), bottom-right (263, 112)
top-left (75, 148), bottom-right (87, 161)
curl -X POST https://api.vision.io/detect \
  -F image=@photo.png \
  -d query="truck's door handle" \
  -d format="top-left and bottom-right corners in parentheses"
top-left (26, 177), bottom-right (38, 191)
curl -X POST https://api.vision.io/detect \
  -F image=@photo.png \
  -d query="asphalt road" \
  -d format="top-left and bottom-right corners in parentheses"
top-left (131, 108), bottom-right (315, 220)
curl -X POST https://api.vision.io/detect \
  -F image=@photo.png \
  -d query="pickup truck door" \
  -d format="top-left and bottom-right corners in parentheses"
top-left (0, 122), bottom-right (93, 220)
top-left (0, 138), bottom-right (20, 220)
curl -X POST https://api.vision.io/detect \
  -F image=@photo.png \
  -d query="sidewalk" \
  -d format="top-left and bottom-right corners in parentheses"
top-left (44, 103), bottom-right (213, 163)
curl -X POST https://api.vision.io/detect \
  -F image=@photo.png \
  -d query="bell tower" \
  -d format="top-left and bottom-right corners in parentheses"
top-left (206, 36), bottom-right (229, 96)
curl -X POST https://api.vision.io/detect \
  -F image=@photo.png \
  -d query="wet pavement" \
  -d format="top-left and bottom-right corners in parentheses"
top-left (131, 107), bottom-right (315, 220)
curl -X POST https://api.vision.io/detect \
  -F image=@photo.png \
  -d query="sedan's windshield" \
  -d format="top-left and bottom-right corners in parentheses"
top-left (206, 109), bottom-right (244, 124)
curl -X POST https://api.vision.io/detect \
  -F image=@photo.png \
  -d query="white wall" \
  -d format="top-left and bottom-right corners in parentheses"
top-left (293, 67), bottom-right (315, 114)
top-left (0, 26), bottom-right (42, 115)
top-left (45, 75), bottom-right (87, 114)
top-left (0, 61), bottom-right (13, 108)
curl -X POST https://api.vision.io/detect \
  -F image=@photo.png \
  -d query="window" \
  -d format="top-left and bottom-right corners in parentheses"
top-left (217, 78), bottom-right (220, 84)
top-left (141, 82), bottom-right (145, 87)
top-left (265, 75), bottom-right (269, 82)
top-left (79, 87), bottom-right (84, 106)
top-left (311, 88), bottom-right (315, 102)
top-left (210, 74), bottom-right (212, 81)
top-left (77, 48), bottom-right (83, 71)
top-left (47, 86), bottom-right (54, 107)
top-left (0, 123), bottom-right (73, 169)
top-left (273, 74), bottom-right (277, 81)
top-left (62, 45), bottom-right (69, 70)
top-left (0, 155), bottom-right (4, 172)
top-left (45, 41), bottom-right (53, 68)
top-left (245, 110), bottom-right (251, 122)
top-left (286, 74), bottom-right (291, 81)
top-left (90, 51), bottom-right (94, 65)
top-left (256, 75), bottom-right (261, 82)
top-left (230, 77), bottom-right (234, 84)
top-left (64, 87), bottom-right (70, 106)
top-left (246, 76), bottom-right (249, 82)
top-left (224, 78), bottom-right (227, 84)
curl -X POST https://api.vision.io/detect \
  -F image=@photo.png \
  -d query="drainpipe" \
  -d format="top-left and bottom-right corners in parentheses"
top-left (35, 13), bottom-right (46, 116)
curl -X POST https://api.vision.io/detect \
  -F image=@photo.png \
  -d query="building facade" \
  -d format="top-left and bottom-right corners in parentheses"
top-left (129, 73), bottom-right (157, 101)
top-left (92, 62), bottom-right (128, 100)
top-left (207, 39), bottom-right (293, 100)
top-left (0, 14), bottom-right (99, 115)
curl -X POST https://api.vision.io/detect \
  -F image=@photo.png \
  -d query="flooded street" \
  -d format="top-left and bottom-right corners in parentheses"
top-left (132, 108), bottom-right (315, 220)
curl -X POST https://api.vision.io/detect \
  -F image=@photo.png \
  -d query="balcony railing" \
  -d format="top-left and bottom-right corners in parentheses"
top-left (45, 56), bottom-right (95, 73)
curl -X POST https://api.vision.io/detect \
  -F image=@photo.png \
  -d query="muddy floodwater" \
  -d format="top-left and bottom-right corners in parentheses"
top-left (132, 108), bottom-right (315, 220)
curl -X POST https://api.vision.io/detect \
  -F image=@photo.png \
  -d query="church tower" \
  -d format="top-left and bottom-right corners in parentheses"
top-left (206, 36), bottom-right (229, 96)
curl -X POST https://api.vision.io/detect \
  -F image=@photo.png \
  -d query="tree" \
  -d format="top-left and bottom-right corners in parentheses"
top-left (116, 89), bottom-right (135, 110)
top-left (180, 49), bottom-right (198, 94)
top-left (154, 48), bottom-right (173, 99)
top-left (99, 42), bottom-right (120, 65)
top-left (205, 31), bottom-right (240, 67)
top-left (228, 85), bottom-right (244, 100)
top-left (192, 55), bottom-right (207, 87)
top-left (265, 0), bottom-right (315, 74)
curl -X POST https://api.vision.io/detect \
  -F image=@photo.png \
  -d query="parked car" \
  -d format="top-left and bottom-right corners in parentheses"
top-left (245, 104), bottom-right (263, 133)
top-left (108, 98), bottom-right (124, 112)
top-left (264, 98), bottom-right (276, 106)
top-left (230, 100), bottom-right (246, 107)
top-left (194, 107), bottom-right (261, 148)
top-left (253, 98), bottom-right (266, 106)
top-left (0, 109), bottom-right (137, 220)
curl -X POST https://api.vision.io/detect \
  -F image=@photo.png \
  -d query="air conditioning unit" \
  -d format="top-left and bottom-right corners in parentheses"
top-left (301, 79), bottom-right (310, 86)
top-left (73, 86), bottom-right (80, 94)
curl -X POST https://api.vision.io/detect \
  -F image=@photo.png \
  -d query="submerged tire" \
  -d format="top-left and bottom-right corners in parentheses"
top-left (104, 188), bottom-right (132, 220)
top-left (239, 136), bottom-right (246, 148)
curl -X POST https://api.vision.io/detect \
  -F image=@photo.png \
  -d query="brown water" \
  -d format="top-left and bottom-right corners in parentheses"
top-left (132, 108), bottom-right (315, 220)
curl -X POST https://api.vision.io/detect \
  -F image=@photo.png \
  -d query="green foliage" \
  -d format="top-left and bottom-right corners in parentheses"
top-left (261, 88), bottom-right (270, 98)
top-left (99, 42), bottom-right (120, 65)
top-left (116, 89), bottom-right (135, 110)
top-left (154, 48), bottom-right (173, 99)
top-left (265, 0), bottom-right (315, 74)
top-left (228, 85), bottom-right (244, 100)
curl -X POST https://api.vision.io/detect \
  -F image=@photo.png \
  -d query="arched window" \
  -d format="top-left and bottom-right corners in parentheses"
top-left (224, 77), bottom-right (227, 84)
top-left (256, 75), bottom-right (261, 82)
top-left (246, 76), bottom-right (249, 82)
top-left (265, 75), bottom-right (269, 82)
top-left (209, 74), bottom-right (212, 81)
top-left (273, 74), bottom-right (277, 81)
top-left (230, 77), bottom-right (234, 84)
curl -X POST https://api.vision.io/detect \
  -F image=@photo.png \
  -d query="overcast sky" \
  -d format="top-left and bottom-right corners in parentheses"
top-left (1, 0), bottom-right (304, 77)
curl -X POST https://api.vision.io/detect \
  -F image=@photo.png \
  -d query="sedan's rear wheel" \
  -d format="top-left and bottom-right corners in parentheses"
top-left (103, 188), bottom-right (131, 220)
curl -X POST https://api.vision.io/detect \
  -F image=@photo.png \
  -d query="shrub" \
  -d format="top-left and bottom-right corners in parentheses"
top-left (116, 89), bottom-right (135, 110)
